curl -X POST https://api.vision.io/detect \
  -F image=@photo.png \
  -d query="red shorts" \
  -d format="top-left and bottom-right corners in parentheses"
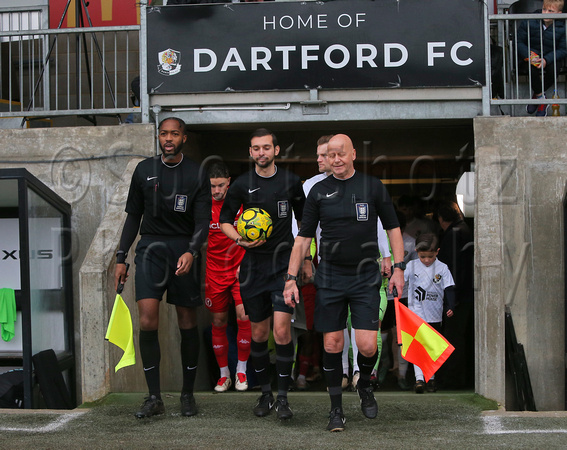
top-left (301, 283), bottom-right (316, 330)
top-left (205, 274), bottom-right (243, 313)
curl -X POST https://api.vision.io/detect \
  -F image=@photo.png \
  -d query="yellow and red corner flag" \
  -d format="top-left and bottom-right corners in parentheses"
top-left (105, 265), bottom-right (135, 372)
top-left (395, 297), bottom-right (454, 382)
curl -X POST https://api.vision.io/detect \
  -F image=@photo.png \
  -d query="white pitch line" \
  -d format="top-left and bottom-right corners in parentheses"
top-left (0, 411), bottom-right (87, 433)
top-left (482, 415), bottom-right (567, 435)
top-left (487, 429), bottom-right (567, 434)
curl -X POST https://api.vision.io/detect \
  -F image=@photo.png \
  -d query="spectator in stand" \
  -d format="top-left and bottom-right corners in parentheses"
top-left (517, 0), bottom-right (567, 116)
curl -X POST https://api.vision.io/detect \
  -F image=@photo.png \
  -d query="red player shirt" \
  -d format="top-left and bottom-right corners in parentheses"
top-left (207, 197), bottom-right (245, 276)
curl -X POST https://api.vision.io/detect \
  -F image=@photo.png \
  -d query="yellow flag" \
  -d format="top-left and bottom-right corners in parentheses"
top-left (105, 293), bottom-right (135, 372)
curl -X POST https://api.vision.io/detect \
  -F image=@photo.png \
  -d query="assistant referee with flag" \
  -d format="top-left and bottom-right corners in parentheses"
top-left (114, 117), bottom-right (211, 419)
top-left (283, 134), bottom-right (405, 432)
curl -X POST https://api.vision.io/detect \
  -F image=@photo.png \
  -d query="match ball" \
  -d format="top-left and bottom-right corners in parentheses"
top-left (237, 208), bottom-right (273, 241)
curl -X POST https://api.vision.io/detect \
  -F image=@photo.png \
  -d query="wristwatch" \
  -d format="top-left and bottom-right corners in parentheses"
top-left (189, 249), bottom-right (200, 259)
top-left (393, 261), bottom-right (406, 271)
top-left (283, 273), bottom-right (298, 282)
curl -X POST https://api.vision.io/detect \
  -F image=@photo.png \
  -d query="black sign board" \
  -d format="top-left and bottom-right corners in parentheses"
top-left (147, 0), bottom-right (485, 93)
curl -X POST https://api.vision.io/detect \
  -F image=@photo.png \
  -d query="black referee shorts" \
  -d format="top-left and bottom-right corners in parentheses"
top-left (238, 249), bottom-right (294, 323)
top-left (134, 235), bottom-right (202, 307)
top-left (314, 260), bottom-right (382, 333)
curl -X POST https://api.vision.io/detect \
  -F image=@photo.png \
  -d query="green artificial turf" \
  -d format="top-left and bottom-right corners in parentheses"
top-left (3, 391), bottom-right (567, 449)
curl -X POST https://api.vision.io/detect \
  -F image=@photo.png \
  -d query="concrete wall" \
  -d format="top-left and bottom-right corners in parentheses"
top-left (0, 124), bottom-right (155, 294)
top-left (474, 116), bottom-right (566, 411)
top-left (0, 124), bottom-right (156, 403)
top-left (0, 124), bottom-right (216, 404)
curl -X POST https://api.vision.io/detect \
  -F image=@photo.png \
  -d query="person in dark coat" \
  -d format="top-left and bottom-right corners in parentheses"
top-left (517, 0), bottom-right (567, 116)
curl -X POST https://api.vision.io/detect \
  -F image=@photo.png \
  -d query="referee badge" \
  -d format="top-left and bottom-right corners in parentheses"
top-left (278, 200), bottom-right (289, 218)
top-left (356, 203), bottom-right (369, 221)
top-left (174, 194), bottom-right (188, 212)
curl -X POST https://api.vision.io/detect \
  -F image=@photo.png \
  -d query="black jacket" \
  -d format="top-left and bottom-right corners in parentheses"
top-left (517, 10), bottom-right (567, 65)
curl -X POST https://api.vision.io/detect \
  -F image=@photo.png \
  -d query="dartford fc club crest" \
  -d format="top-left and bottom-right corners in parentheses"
top-left (158, 48), bottom-right (182, 76)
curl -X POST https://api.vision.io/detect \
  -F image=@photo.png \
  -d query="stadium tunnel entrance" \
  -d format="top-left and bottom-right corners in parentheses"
top-left (179, 117), bottom-right (476, 392)
top-left (181, 119), bottom-right (475, 206)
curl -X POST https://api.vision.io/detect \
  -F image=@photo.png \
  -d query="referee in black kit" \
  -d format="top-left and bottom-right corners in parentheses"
top-left (283, 134), bottom-right (405, 432)
top-left (219, 128), bottom-right (305, 421)
top-left (114, 117), bottom-right (211, 419)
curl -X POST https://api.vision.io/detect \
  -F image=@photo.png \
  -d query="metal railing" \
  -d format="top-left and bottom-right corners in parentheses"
top-left (0, 25), bottom-right (139, 123)
top-left (489, 12), bottom-right (567, 115)
top-left (1, 7), bottom-right (564, 123)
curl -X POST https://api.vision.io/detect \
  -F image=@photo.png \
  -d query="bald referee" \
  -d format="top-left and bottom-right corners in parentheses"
top-left (283, 134), bottom-right (405, 432)
top-left (114, 117), bottom-right (211, 419)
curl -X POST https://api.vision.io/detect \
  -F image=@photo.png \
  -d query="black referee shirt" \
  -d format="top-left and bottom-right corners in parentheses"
top-left (125, 155), bottom-right (211, 240)
top-left (299, 171), bottom-right (399, 266)
top-left (219, 166), bottom-right (305, 255)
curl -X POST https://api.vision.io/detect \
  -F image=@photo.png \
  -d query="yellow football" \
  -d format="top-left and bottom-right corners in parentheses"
top-left (237, 207), bottom-right (273, 241)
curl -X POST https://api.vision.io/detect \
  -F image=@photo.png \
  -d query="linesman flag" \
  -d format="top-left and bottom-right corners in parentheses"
top-left (105, 264), bottom-right (135, 372)
top-left (394, 297), bottom-right (454, 382)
